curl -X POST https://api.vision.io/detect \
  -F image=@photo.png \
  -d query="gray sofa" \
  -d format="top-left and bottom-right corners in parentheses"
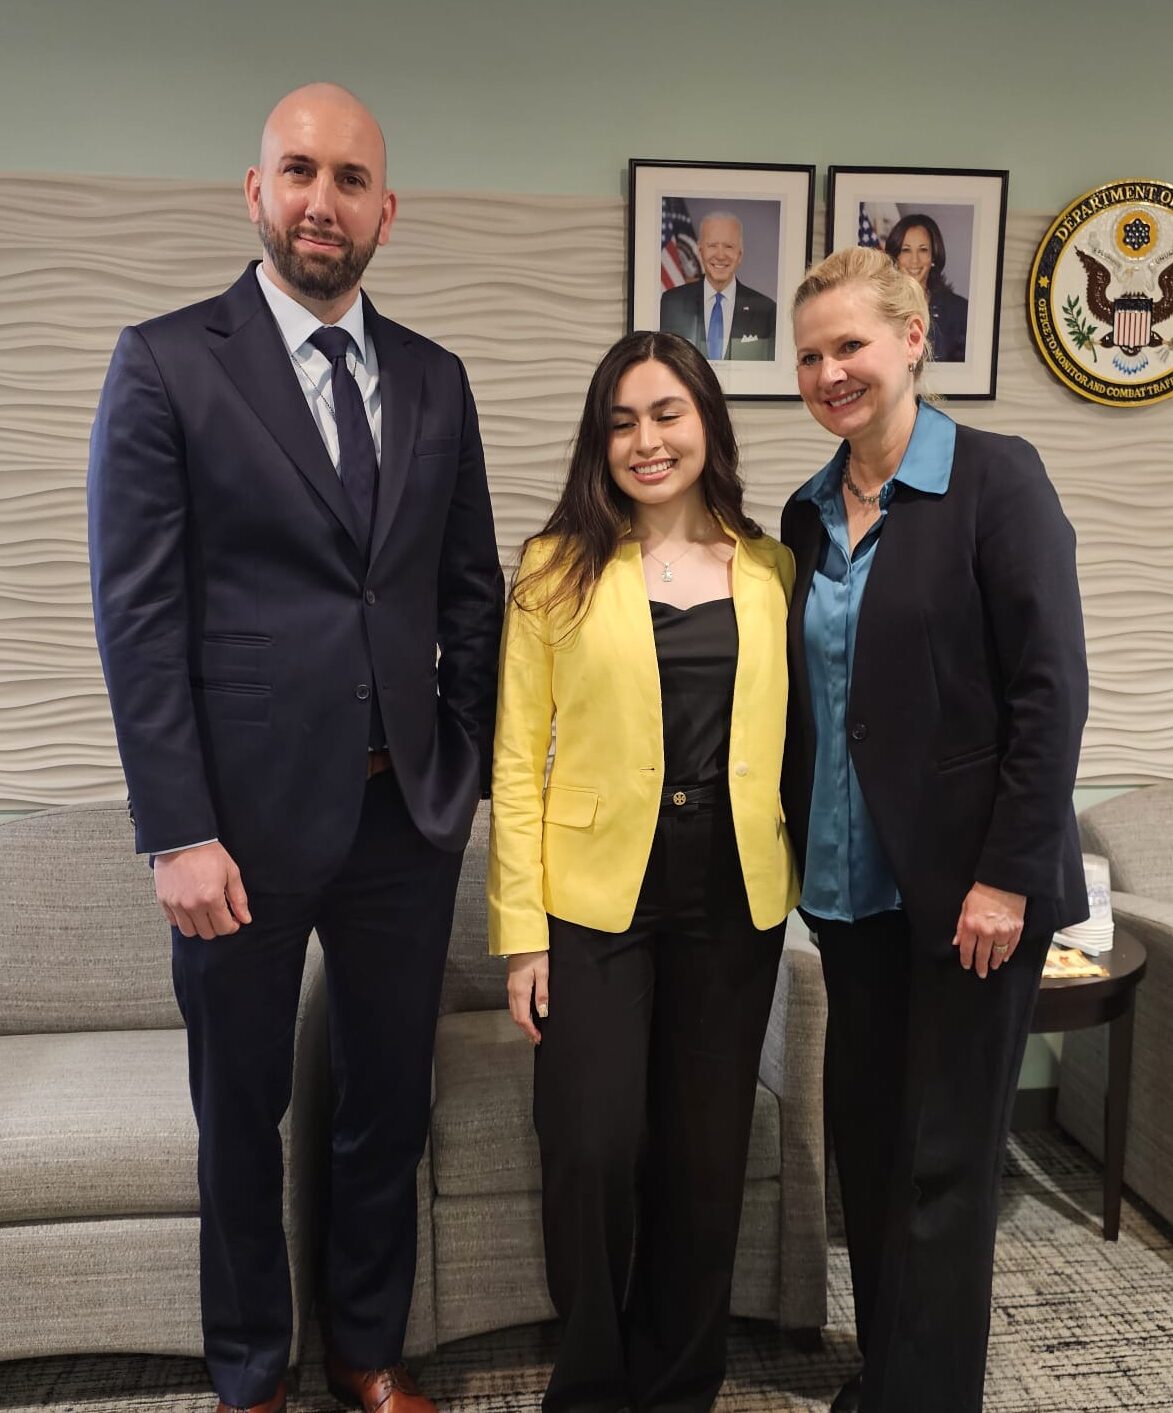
top-left (0, 797), bottom-right (825, 1364)
top-left (404, 802), bottom-right (829, 1354)
top-left (0, 801), bottom-right (328, 1363)
top-left (1057, 785), bottom-right (1173, 1229)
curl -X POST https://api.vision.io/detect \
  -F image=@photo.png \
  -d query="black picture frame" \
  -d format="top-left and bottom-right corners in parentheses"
top-left (826, 165), bottom-right (1009, 399)
top-left (627, 159), bottom-right (815, 400)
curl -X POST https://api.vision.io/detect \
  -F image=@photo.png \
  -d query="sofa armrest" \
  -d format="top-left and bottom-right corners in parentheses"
top-left (282, 934), bottom-right (330, 1365)
top-left (758, 931), bottom-right (828, 1329)
top-left (1108, 891), bottom-right (1173, 942)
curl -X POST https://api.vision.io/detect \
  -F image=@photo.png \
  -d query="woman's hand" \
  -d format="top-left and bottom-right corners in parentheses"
top-left (506, 951), bottom-right (550, 1044)
top-left (952, 883), bottom-right (1027, 978)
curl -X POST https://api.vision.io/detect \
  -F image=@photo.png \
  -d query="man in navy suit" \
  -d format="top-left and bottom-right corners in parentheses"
top-left (88, 84), bottom-right (503, 1413)
top-left (659, 212), bottom-right (777, 361)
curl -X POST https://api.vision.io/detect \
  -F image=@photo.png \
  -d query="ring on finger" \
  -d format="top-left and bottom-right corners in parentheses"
top-left (992, 942), bottom-right (1009, 954)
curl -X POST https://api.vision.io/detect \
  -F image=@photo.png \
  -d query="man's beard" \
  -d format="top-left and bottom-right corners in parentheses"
top-left (258, 203), bottom-right (380, 302)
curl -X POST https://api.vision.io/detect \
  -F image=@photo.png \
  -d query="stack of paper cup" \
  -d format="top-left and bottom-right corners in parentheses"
top-left (1053, 853), bottom-right (1114, 955)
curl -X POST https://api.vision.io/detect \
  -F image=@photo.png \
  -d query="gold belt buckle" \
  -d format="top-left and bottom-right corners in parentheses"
top-left (672, 790), bottom-right (687, 806)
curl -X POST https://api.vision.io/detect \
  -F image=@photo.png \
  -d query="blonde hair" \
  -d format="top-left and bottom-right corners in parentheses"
top-left (792, 245), bottom-right (932, 375)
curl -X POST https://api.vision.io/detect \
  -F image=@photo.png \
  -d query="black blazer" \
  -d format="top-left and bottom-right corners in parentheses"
top-left (780, 422), bottom-right (1089, 955)
top-left (88, 263), bottom-right (504, 889)
top-left (659, 278), bottom-right (777, 360)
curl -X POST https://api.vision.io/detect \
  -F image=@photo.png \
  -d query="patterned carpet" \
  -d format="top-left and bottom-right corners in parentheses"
top-left (1, 1129), bottom-right (1170, 1412)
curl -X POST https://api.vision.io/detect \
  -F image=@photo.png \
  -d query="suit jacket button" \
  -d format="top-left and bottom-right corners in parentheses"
top-left (356, 683), bottom-right (371, 701)
top-left (733, 761), bottom-right (749, 776)
top-left (850, 723), bottom-right (868, 741)
top-left (364, 589), bottom-right (376, 605)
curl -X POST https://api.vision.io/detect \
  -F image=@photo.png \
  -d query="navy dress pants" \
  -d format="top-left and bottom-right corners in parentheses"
top-left (533, 799), bottom-right (785, 1413)
top-left (815, 911), bottom-right (1048, 1413)
top-left (171, 770), bottom-right (462, 1406)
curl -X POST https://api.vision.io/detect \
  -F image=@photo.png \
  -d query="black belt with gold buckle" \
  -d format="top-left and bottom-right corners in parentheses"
top-left (660, 782), bottom-right (722, 809)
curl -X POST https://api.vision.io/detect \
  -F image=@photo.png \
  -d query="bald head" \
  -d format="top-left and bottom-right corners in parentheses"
top-left (245, 82), bottom-right (396, 317)
top-left (259, 83), bottom-right (387, 185)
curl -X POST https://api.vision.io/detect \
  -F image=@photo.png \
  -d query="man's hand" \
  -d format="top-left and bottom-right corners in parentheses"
top-left (952, 881), bottom-right (1026, 979)
top-left (155, 841), bottom-right (251, 940)
top-left (506, 950), bottom-right (550, 1044)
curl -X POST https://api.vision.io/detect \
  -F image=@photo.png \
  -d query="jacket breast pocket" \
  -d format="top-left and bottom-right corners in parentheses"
top-left (543, 784), bottom-right (599, 829)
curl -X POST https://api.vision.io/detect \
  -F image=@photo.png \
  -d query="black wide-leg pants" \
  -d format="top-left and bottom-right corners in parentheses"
top-left (171, 770), bottom-right (463, 1407)
top-left (815, 911), bottom-right (1048, 1413)
top-left (533, 799), bottom-right (785, 1413)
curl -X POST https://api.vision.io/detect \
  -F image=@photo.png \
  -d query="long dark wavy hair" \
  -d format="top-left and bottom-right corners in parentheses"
top-left (884, 212), bottom-right (953, 296)
top-left (513, 330), bottom-right (761, 621)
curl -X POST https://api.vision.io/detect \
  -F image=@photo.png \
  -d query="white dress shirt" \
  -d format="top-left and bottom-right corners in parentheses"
top-left (255, 264), bottom-right (383, 468)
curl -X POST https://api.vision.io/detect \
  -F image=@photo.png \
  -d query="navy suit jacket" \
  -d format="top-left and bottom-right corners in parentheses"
top-left (88, 263), bottom-right (504, 891)
top-left (780, 423), bottom-right (1089, 954)
top-left (659, 278), bottom-right (777, 360)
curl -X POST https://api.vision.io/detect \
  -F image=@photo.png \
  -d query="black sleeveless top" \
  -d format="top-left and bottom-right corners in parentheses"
top-left (649, 597), bottom-right (738, 788)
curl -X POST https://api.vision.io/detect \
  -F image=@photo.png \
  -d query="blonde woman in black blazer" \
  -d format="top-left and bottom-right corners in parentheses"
top-left (780, 247), bottom-right (1088, 1413)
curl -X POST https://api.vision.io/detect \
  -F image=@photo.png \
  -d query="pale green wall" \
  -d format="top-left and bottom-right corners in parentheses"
top-left (5, 0), bottom-right (1158, 1089)
top-left (4, 0), bottom-right (1172, 204)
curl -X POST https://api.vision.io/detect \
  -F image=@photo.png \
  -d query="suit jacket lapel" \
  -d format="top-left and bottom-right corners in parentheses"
top-left (687, 281), bottom-right (706, 347)
top-left (207, 267), bottom-right (362, 548)
top-left (366, 299), bottom-right (422, 566)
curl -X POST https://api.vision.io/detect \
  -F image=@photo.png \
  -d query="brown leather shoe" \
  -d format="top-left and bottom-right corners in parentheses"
top-left (326, 1357), bottom-right (437, 1413)
top-left (215, 1381), bottom-right (286, 1413)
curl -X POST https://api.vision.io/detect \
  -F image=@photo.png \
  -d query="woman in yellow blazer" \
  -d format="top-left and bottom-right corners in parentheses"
top-left (488, 330), bottom-right (800, 1413)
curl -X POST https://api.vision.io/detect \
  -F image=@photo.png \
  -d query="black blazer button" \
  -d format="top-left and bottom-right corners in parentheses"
top-left (850, 722), bottom-right (868, 741)
top-left (364, 589), bottom-right (376, 605)
top-left (356, 683), bottom-right (371, 701)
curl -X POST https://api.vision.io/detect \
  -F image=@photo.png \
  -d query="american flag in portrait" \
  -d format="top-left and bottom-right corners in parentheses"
top-left (661, 198), bottom-right (701, 288)
top-left (858, 204), bottom-right (882, 249)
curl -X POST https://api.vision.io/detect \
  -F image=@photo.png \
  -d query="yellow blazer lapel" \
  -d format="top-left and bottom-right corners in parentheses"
top-left (598, 540), bottom-right (663, 730)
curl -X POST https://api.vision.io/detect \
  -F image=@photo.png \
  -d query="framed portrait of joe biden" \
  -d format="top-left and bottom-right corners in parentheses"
top-left (826, 166), bottom-right (1009, 398)
top-left (627, 159), bottom-right (815, 400)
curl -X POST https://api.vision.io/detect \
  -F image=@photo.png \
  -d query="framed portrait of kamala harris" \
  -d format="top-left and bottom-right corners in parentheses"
top-left (628, 159), bottom-right (815, 400)
top-left (827, 166), bottom-right (1010, 399)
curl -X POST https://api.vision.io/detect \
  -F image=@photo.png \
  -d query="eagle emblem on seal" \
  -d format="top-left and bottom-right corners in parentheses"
top-left (1075, 211), bottom-right (1173, 357)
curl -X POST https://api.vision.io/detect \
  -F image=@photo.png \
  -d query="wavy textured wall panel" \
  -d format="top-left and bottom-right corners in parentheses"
top-left (0, 176), bottom-right (1169, 806)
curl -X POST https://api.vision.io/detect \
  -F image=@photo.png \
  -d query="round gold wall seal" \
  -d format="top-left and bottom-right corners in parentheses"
top-left (1028, 179), bottom-right (1173, 407)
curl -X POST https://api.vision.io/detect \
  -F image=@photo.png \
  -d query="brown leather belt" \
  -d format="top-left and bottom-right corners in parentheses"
top-left (367, 749), bottom-right (393, 780)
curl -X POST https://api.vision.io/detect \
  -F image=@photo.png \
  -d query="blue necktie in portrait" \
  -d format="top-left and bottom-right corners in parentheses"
top-left (309, 325), bottom-right (379, 548)
top-left (707, 291), bottom-right (725, 361)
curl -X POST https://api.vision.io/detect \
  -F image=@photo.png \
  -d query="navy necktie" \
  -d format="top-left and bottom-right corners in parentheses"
top-left (309, 326), bottom-right (378, 548)
top-left (308, 325), bottom-right (385, 748)
top-left (707, 291), bottom-right (725, 360)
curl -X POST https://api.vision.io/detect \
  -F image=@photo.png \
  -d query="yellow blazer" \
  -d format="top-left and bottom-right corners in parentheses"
top-left (487, 528), bottom-right (801, 955)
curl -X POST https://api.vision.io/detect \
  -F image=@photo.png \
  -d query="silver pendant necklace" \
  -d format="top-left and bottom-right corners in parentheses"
top-left (643, 541), bottom-right (700, 583)
top-left (842, 451), bottom-right (884, 507)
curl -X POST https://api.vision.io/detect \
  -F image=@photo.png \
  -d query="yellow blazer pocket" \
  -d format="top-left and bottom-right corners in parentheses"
top-left (543, 784), bottom-right (599, 828)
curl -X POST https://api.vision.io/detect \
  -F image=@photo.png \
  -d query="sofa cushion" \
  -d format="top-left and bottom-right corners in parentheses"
top-left (438, 803), bottom-right (503, 1017)
top-left (0, 1216), bottom-right (202, 1360)
top-left (0, 1030), bottom-right (198, 1221)
top-left (432, 1010), bottom-right (540, 1196)
top-left (431, 1009), bottom-right (782, 1198)
top-left (0, 803), bottom-right (180, 1034)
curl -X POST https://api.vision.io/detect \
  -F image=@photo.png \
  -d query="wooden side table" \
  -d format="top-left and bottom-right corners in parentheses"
top-left (1031, 928), bottom-right (1147, 1240)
